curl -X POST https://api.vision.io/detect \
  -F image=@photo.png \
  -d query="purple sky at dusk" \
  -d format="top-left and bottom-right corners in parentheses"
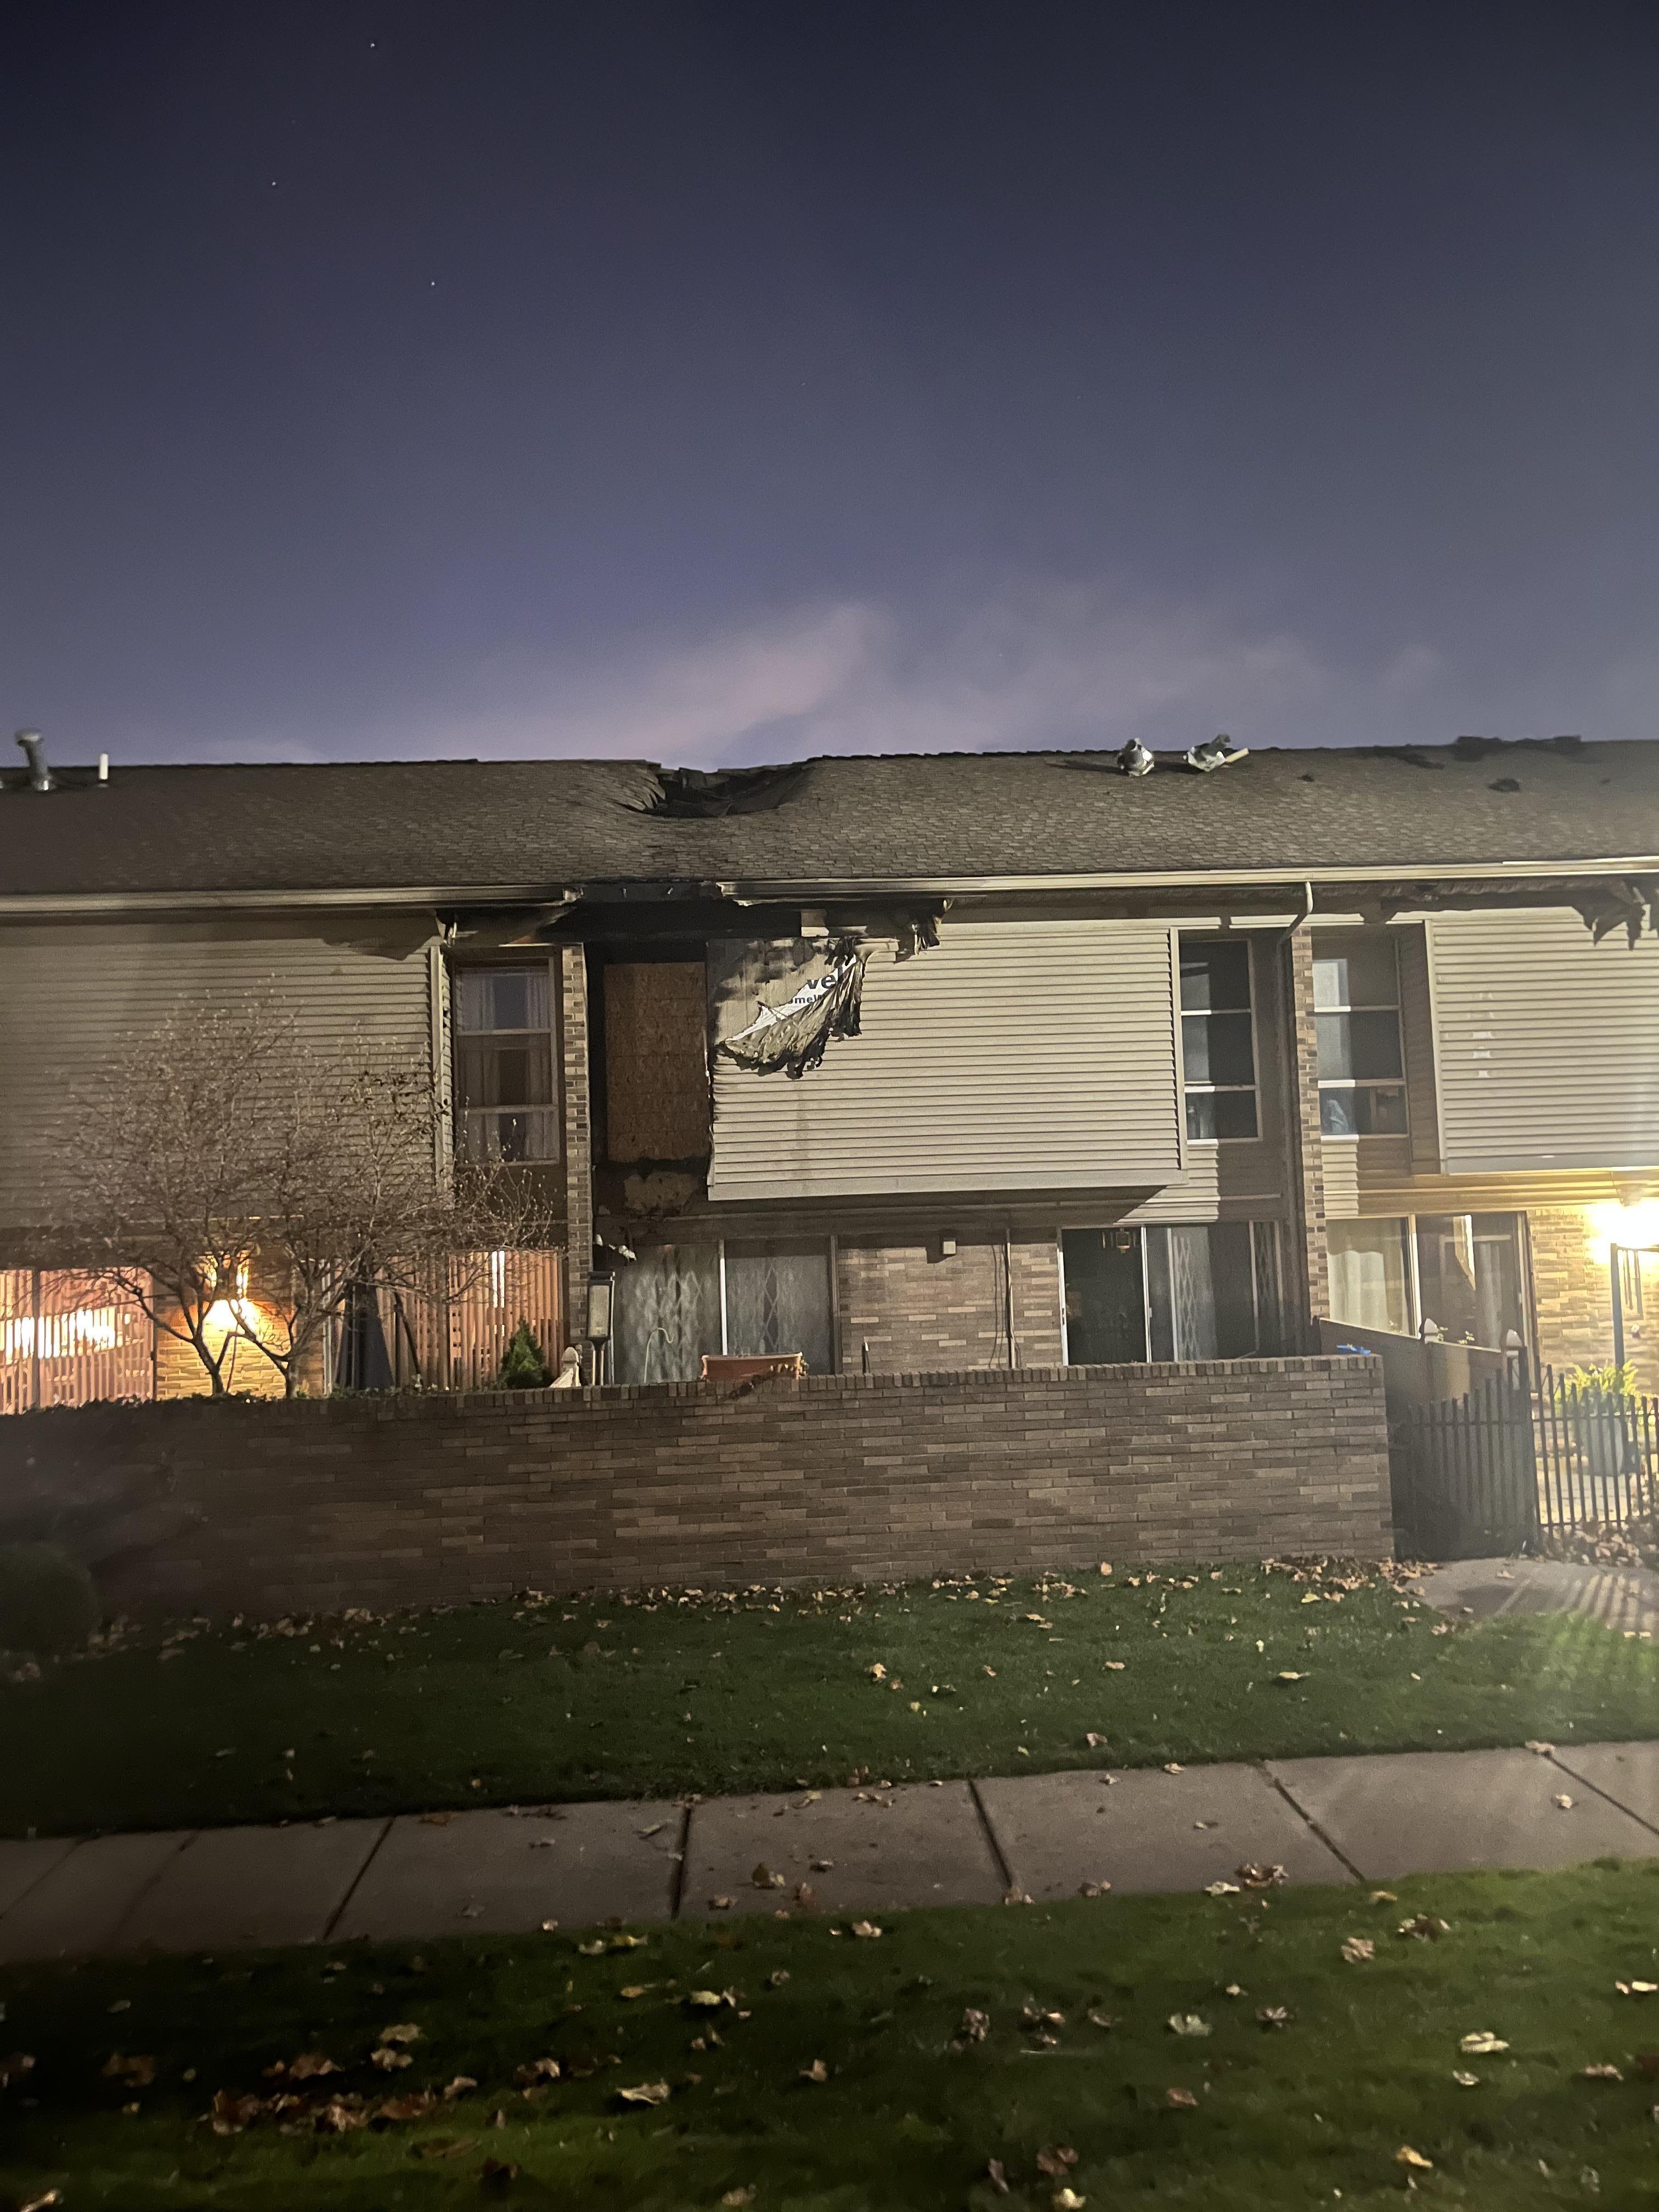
top-left (5, 3), bottom-right (1659, 770)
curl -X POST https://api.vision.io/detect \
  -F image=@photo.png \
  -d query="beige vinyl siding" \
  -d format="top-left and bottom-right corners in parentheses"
top-left (1426, 908), bottom-right (1659, 1173)
top-left (708, 919), bottom-right (1183, 1201)
top-left (1321, 1138), bottom-right (1360, 1220)
top-left (0, 915), bottom-right (438, 1229)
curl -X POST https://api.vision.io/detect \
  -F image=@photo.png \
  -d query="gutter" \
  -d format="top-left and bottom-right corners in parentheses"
top-left (2, 854), bottom-right (1658, 919)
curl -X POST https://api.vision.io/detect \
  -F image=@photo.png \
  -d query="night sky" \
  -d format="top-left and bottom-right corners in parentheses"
top-left (5, 3), bottom-right (1659, 769)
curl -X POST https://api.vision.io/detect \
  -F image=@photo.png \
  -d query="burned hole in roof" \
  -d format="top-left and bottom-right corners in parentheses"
top-left (639, 763), bottom-right (810, 819)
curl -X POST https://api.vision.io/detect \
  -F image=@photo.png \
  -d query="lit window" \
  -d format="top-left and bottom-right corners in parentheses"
top-left (1180, 941), bottom-right (1259, 1141)
top-left (455, 968), bottom-right (560, 1164)
top-left (1314, 940), bottom-right (1407, 1136)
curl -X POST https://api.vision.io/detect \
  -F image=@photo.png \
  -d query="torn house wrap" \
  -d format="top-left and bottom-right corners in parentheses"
top-left (715, 943), bottom-right (867, 1079)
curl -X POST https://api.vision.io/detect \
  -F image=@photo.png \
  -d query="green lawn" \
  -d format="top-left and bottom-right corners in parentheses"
top-left (4, 1561), bottom-right (1658, 1838)
top-left (5, 1864), bottom-right (1659, 2207)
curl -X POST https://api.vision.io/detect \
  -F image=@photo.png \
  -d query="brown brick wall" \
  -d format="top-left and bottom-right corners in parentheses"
top-left (1527, 1206), bottom-right (1658, 1390)
top-left (835, 1234), bottom-right (1064, 1372)
top-left (1, 1358), bottom-right (1391, 1619)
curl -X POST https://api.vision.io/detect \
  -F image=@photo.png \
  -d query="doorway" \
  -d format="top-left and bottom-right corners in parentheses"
top-left (1062, 1229), bottom-right (1147, 1363)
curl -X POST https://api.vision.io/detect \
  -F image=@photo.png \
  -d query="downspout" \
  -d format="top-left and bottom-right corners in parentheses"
top-left (1005, 1223), bottom-right (1018, 1369)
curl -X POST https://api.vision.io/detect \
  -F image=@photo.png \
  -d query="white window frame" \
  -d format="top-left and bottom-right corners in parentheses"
top-left (1314, 941), bottom-right (1408, 1139)
top-left (453, 960), bottom-right (562, 1165)
top-left (1178, 936), bottom-right (1260, 1144)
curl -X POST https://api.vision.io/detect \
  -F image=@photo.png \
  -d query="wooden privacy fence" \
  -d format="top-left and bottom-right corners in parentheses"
top-left (0, 1269), bottom-right (156, 1414)
top-left (1391, 1359), bottom-right (1659, 1559)
top-left (345, 1248), bottom-right (565, 1393)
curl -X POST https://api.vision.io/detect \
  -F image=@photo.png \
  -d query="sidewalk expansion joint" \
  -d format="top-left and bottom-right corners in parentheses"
top-left (1257, 1764), bottom-right (1364, 1884)
top-left (967, 1779), bottom-right (1017, 1895)
top-left (321, 1818), bottom-right (394, 1942)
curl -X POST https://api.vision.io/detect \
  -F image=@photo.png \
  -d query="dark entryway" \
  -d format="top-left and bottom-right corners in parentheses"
top-left (1062, 1229), bottom-right (1146, 1362)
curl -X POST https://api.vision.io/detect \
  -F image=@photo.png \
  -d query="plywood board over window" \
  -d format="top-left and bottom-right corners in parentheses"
top-left (605, 962), bottom-right (712, 1162)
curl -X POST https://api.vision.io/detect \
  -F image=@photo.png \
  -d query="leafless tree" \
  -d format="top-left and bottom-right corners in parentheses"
top-left (54, 1000), bottom-right (553, 1396)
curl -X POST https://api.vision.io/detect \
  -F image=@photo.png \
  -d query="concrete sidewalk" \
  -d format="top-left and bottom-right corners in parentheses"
top-left (5, 1737), bottom-right (1658, 1963)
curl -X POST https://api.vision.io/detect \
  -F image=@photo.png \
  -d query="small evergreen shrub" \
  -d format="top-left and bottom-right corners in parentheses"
top-left (0, 1542), bottom-right (101, 1657)
top-left (498, 1320), bottom-right (552, 1389)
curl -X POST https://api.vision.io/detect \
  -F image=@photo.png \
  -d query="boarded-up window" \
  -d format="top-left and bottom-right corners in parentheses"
top-left (605, 963), bottom-right (712, 1162)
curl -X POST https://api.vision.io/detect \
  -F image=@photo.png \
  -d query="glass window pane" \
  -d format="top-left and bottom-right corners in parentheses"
top-left (1313, 940), bottom-right (1398, 1011)
top-left (1186, 1092), bottom-right (1218, 1142)
top-left (1180, 941), bottom-right (1251, 1012)
top-left (456, 968), bottom-right (549, 1034)
top-left (1209, 1088), bottom-right (1259, 1139)
top-left (1321, 1085), bottom-right (1361, 1136)
top-left (1327, 1218), bottom-right (1412, 1333)
top-left (1470, 1215), bottom-right (1527, 1350)
top-left (458, 1041), bottom-right (554, 1111)
top-left (1360, 1084), bottom-right (1408, 1134)
top-left (1316, 1012), bottom-right (1354, 1079)
top-left (614, 1244), bottom-right (722, 1383)
top-left (462, 1109), bottom-right (559, 1163)
top-left (723, 1242), bottom-right (833, 1373)
top-left (1146, 1222), bottom-right (1260, 1359)
top-left (1184, 1009), bottom-right (1255, 1085)
top-left (1346, 1010), bottom-right (1403, 1080)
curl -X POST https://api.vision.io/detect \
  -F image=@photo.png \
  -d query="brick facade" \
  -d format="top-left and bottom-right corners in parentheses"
top-left (834, 1233), bottom-right (1064, 1372)
top-left (1527, 1205), bottom-right (1658, 1390)
top-left (0, 1357), bottom-right (1391, 1619)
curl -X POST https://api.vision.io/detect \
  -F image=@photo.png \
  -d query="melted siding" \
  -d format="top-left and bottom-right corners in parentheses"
top-left (707, 918), bottom-right (1182, 1201)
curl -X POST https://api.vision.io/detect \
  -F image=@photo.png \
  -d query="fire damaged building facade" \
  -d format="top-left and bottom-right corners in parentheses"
top-left (4, 733), bottom-right (1659, 1406)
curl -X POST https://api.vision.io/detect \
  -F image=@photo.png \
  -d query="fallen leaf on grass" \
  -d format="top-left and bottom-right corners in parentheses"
top-left (1167, 2014), bottom-right (1211, 2038)
top-left (1369, 1889), bottom-right (1397, 1903)
top-left (619, 1984), bottom-right (654, 2001)
top-left (1103, 1660), bottom-right (1125, 1671)
top-left (1460, 2032), bottom-right (1510, 2055)
top-left (1453, 2070), bottom-right (1480, 2087)
top-left (1274, 1672), bottom-right (1308, 1684)
top-left (1257, 2006), bottom-right (1293, 2029)
top-left (1617, 1980), bottom-right (1659, 1995)
top-left (1079, 1881), bottom-right (1111, 1898)
top-left (1581, 2063), bottom-right (1623, 2080)
top-left (1036, 2144), bottom-right (1079, 2175)
top-left (1340, 1937), bottom-right (1375, 1963)
top-left (1237, 1863), bottom-right (1286, 1889)
top-left (1085, 1733), bottom-right (1110, 1749)
top-left (616, 2080), bottom-right (671, 2106)
top-left (314, 2096), bottom-right (369, 2134)
top-left (379, 2023), bottom-right (424, 2045)
top-left (102, 2052), bottom-right (156, 2087)
top-left (687, 1988), bottom-right (738, 2011)
top-left (370, 2047), bottom-right (414, 2072)
top-left (264, 2052), bottom-right (338, 2082)
top-left (1396, 2146), bottom-right (1434, 2169)
top-left (1203, 1881), bottom-right (1240, 1897)
top-left (800, 2058), bottom-right (830, 2083)
top-left (851, 1920), bottom-right (883, 1938)
top-left (1086, 2009), bottom-right (1115, 2030)
top-left (378, 2090), bottom-right (438, 2122)
top-left (443, 2075), bottom-right (478, 2099)
top-left (1164, 1763), bottom-right (1184, 1775)
top-left (960, 2008), bottom-right (990, 2042)
top-left (1022, 2005), bottom-right (1066, 2029)
top-left (417, 2136), bottom-right (476, 2158)
top-left (479, 2157), bottom-right (521, 2185)
top-left (514, 2058), bottom-right (561, 2086)
top-left (985, 2160), bottom-right (1011, 2196)
top-left (1052, 2191), bottom-right (1087, 2210)
top-left (1525, 1740), bottom-right (1554, 1755)
top-left (708, 1897), bottom-right (733, 1911)
top-left (210, 2089), bottom-right (265, 2135)
top-left (1165, 2086), bottom-right (1198, 2108)
top-left (1398, 1915), bottom-right (1451, 1942)
top-left (16, 2193), bottom-right (63, 2211)
top-left (720, 2192), bottom-right (757, 2208)
top-left (540, 1918), bottom-right (559, 1932)
top-left (1004, 1888), bottom-right (1034, 1906)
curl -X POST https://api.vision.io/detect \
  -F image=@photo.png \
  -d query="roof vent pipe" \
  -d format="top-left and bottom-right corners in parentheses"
top-left (14, 731), bottom-right (53, 792)
top-left (98, 753), bottom-right (109, 784)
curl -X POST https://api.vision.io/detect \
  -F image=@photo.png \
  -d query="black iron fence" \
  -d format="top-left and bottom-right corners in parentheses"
top-left (1391, 1359), bottom-right (1659, 1559)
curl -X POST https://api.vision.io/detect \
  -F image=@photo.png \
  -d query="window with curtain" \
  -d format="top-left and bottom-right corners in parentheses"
top-left (1314, 941), bottom-right (1406, 1136)
top-left (1180, 941), bottom-right (1259, 1140)
top-left (614, 1239), bottom-right (834, 1381)
top-left (1326, 1218), bottom-right (1413, 1333)
top-left (454, 967), bottom-right (559, 1163)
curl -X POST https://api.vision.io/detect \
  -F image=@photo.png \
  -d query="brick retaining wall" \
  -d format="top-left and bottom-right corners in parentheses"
top-left (0, 1357), bottom-right (1391, 1619)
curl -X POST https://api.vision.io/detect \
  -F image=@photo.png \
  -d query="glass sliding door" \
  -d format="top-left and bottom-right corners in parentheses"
top-left (1066, 1221), bottom-right (1283, 1364)
top-left (1327, 1213), bottom-right (1528, 1348)
top-left (723, 1241), bottom-right (834, 1375)
top-left (1326, 1219), bottom-right (1413, 1334)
